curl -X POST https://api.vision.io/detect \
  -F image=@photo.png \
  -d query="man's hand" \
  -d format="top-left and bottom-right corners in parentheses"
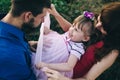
top-left (28, 41), bottom-right (38, 52)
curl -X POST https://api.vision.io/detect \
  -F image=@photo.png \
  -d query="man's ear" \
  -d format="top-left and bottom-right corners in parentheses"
top-left (23, 12), bottom-right (33, 22)
top-left (82, 36), bottom-right (90, 42)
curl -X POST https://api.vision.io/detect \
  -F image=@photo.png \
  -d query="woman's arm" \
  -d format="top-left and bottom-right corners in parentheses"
top-left (36, 54), bottom-right (78, 72)
top-left (48, 4), bottom-right (72, 32)
top-left (83, 50), bottom-right (119, 80)
top-left (43, 50), bottom-right (119, 80)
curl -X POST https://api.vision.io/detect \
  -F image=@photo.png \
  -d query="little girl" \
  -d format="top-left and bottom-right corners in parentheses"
top-left (34, 11), bottom-right (95, 80)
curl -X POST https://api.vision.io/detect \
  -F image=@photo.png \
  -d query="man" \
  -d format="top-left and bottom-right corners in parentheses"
top-left (0, 0), bottom-right (51, 79)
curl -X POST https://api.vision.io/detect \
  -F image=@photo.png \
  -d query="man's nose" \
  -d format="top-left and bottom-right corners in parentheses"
top-left (41, 18), bottom-right (44, 23)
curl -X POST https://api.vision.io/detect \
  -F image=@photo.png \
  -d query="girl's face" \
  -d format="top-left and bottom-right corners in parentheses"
top-left (95, 15), bottom-right (107, 35)
top-left (68, 22), bottom-right (91, 42)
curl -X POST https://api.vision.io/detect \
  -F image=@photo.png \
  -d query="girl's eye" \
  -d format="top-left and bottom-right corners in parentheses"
top-left (71, 25), bottom-right (74, 28)
top-left (74, 28), bottom-right (77, 31)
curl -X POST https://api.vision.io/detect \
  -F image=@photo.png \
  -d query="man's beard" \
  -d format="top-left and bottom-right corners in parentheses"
top-left (21, 18), bottom-right (40, 34)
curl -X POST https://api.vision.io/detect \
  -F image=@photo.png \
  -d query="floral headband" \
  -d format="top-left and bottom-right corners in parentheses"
top-left (83, 11), bottom-right (94, 21)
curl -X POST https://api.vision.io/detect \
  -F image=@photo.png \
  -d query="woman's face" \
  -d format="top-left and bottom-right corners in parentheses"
top-left (95, 15), bottom-right (107, 35)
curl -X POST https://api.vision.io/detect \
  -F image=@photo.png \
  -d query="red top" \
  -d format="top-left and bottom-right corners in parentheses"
top-left (73, 41), bottom-right (104, 78)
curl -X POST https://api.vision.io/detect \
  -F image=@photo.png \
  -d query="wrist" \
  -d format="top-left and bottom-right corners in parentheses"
top-left (54, 12), bottom-right (60, 18)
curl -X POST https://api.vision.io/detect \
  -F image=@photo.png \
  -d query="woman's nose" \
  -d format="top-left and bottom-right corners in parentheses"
top-left (95, 22), bottom-right (102, 29)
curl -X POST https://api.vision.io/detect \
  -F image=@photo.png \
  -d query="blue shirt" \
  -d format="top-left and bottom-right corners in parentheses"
top-left (0, 21), bottom-right (36, 80)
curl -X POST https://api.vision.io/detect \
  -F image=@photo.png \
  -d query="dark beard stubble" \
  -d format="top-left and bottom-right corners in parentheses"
top-left (21, 18), bottom-right (40, 34)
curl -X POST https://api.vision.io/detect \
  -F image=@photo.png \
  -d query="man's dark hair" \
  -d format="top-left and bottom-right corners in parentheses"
top-left (11, 0), bottom-right (51, 17)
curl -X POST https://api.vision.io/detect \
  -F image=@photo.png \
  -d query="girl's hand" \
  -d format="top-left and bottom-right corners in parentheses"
top-left (42, 67), bottom-right (70, 80)
top-left (36, 62), bottom-right (47, 69)
top-left (48, 4), bottom-right (59, 17)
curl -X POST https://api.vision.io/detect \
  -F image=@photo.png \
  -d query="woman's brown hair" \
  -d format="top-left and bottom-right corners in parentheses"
top-left (95, 2), bottom-right (120, 61)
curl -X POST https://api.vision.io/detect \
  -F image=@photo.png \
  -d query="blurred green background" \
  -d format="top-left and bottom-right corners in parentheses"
top-left (0, 0), bottom-right (120, 80)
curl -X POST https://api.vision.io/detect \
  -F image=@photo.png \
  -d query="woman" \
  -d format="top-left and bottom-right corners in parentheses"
top-left (42, 2), bottom-right (120, 80)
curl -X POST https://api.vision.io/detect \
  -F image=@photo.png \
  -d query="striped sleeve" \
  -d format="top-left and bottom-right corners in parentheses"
top-left (69, 42), bottom-right (85, 60)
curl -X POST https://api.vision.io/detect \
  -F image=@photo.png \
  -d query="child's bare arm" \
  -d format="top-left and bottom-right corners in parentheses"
top-left (48, 4), bottom-right (72, 32)
top-left (36, 54), bottom-right (78, 72)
